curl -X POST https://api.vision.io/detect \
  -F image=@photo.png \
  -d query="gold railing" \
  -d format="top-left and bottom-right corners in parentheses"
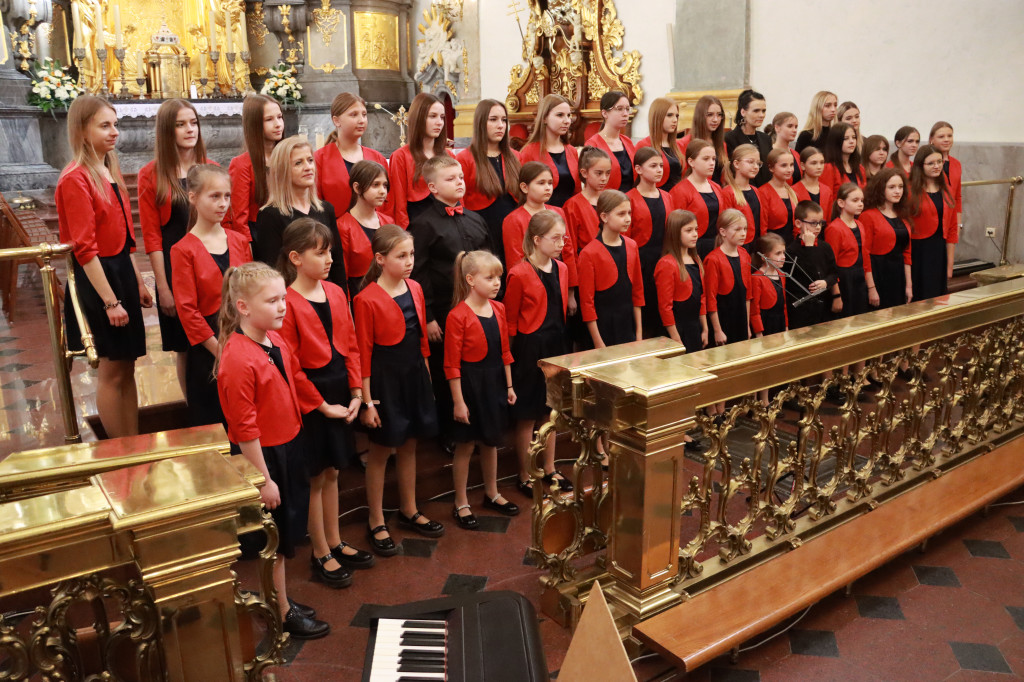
top-left (0, 242), bottom-right (98, 443)
top-left (962, 175), bottom-right (1023, 267)
top-left (529, 272), bottom-right (1024, 631)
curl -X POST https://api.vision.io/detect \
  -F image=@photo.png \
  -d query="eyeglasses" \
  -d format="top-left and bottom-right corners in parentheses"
top-left (798, 219), bottom-right (827, 228)
top-left (741, 158), bottom-right (763, 167)
top-left (610, 106), bottom-right (631, 114)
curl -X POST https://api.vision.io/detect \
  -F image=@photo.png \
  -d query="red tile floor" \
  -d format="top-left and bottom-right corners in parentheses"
top-left (1, 264), bottom-right (1023, 682)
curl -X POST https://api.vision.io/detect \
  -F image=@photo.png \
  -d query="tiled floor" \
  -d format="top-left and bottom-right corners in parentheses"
top-left (2, 264), bottom-right (1024, 682)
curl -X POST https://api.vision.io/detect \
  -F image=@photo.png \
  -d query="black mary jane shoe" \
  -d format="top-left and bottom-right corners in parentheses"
top-left (516, 478), bottom-right (534, 498)
top-left (684, 438), bottom-right (704, 453)
top-left (287, 598), bottom-right (316, 619)
top-left (332, 542), bottom-right (376, 570)
top-left (896, 367), bottom-right (915, 382)
top-left (367, 524), bottom-right (399, 557)
top-left (310, 552), bottom-right (352, 589)
top-left (283, 607), bottom-right (330, 640)
top-left (543, 471), bottom-right (574, 493)
top-left (396, 511), bottom-right (446, 538)
top-left (452, 504), bottom-right (479, 530)
top-left (482, 495), bottom-right (520, 517)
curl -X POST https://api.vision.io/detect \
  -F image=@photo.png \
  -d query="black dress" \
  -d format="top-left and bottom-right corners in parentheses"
top-left (725, 128), bottom-right (773, 186)
top-left (785, 240), bottom-right (838, 329)
top-left (184, 249), bottom-right (229, 428)
top-left (696, 190), bottom-right (721, 260)
top-left (662, 148), bottom-right (682, 192)
top-left (511, 264), bottom-right (566, 421)
top-left (301, 297), bottom-right (356, 474)
top-left (451, 313), bottom-right (508, 447)
top-left (548, 150), bottom-right (575, 208)
top-left (832, 225), bottom-right (869, 318)
top-left (156, 179), bottom-right (191, 352)
top-left (613, 149), bottom-right (635, 192)
top-left (717, 254), bottom-right (749, 345)
top-left (475, 155), bottom-right (520, 263)
top-left (674, 263), bottom-right (704, 353)
top-left (595, 241), bottom-right (636, 347)
top-left (369, 289), bottom-right (438, 447)
top-left (640, 195), bottom-right (667, 334)
top-left (911, 193), bottom-right (948, 301)
top-left (871, 215), bottom-right (910, 309)
top-left (64, 184), bottom-right (146, 362)
top-left (742, 188), bottom-right (763, 246)
top-left (253, 201), bottom-right (347, 294)
top-left (796, 127), bottom-right (830, 153)
top-left (759, 275), bottom-right (787, 335)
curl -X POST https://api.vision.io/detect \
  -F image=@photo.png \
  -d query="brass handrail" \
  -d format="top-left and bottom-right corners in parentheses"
top-left (963, 175), bottom-right (1023, 266)
top-left (0, 242), bottom-right (98, 443)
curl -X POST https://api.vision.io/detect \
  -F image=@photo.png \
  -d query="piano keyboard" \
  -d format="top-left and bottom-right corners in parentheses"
top-left (369, 618), bottom-right (449, 681)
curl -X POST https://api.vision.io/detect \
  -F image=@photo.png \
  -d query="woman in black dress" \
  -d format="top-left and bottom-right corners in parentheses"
top-left (725, 89), bottom-right (773, 186)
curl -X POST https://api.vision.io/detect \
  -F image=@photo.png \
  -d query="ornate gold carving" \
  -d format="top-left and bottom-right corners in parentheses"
top-left (312, 0), bottom-right (341, 46)
top-left (354, 11), bottom-right (399, 71)
top-left (238, 506), bottom-right (287, 680)
top-left (550, 46), bottom-right (582, 101)
top-left (246, 2), bottom-right (270, 48)
top-left (306, 19), bottom-right (347, 73)
top-left (278, 5), bottom-right (304, 65)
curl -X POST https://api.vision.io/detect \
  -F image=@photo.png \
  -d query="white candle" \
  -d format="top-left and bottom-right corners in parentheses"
top-left (71, 3), bottom-right (83, 47)
top-left (315, 132), bottom-right (325, 150)
top-left (113, 5), bottom-right (122, 50)
top-left (224, 6), bottom-right (233, 54)
top-left (95, 1), bottom-right (105, 48)
top-left (208, 11), bottom-right (217, 52)
top-left (239, 9), bottom-right (249, 52)
top-left (136, 50), bottom-right (144, 76)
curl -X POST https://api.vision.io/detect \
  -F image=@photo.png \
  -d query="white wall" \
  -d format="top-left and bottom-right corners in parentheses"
top-left (749, 0), bottom-right (1024, 143)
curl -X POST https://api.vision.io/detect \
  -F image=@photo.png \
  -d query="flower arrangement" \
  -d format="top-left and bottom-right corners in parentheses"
top-left (27, 59), bottom-right (83, 114)
top-left (260, 64), bottom-right (302, 107)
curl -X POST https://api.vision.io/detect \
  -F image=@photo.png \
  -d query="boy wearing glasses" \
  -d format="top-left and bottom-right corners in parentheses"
top-left (785, 200), bottom-right (840, 329)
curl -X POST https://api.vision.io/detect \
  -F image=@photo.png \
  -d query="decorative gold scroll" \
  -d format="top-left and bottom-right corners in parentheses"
top-left (246, 2), bottom-right (269, 48)
top-left (353, 10), bottom-right (399, 71)
top-left (312, 0), bottom-right (341, 46)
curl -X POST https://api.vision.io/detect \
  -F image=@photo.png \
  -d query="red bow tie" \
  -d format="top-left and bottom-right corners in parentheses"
top-left (445, 205), bottom-right (464, 216)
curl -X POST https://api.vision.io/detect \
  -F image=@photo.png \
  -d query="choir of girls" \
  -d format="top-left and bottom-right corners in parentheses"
top-left (56, 85), bottom-right (966, 642)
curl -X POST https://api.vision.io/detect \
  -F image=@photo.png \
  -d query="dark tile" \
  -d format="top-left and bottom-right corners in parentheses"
top-left (279, 633), bottom-right (306, 664)
top-left (788, 629), bottom-right (840, 658)
top-left (855, 595), bottom-right (905, 620)
top-left (948, 641), bottom-right (1012, 673)
top-left (0, 336), bottom-right (17, 344)
top-left (963, 539), bottom-right (1011, 559)
top-left (0, 348), bottom-right (22, 357)
top-left (912, 565), bottom-right (961, 587)
top-left (708, 667), bottom-right (761, 682)
top-left (1, 398), bottom-right (46, 411)
top-left (475, 515), bottom-right (511, 534)
top-left (441, 573), bottom-right (488, 596)
top-left (349, 602), bottom-right (386, 628)
top-left (398, 538), bottom-right (437, 558)
top-left (1, 379), bottom-right (41, 390)
top-left (523, 548), bottom-right (537, 566)
top-left (1008, 516), bottom-right (1024, 533)
top-left (1007, 606), bottom-right (1024, 632)
top-left (0, 363), bottom-right (30, 373)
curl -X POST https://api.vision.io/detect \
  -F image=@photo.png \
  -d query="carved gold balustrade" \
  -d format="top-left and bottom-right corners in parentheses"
top-left (529, 271), bottom-right (1024, 635)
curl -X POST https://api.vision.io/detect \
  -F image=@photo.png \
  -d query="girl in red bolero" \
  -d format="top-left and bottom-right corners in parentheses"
top-left (585, 90), bottom-right (637, 193)
top-left (768, 111), bottom-right (802, 185)
top-left (505, 210), bottom-right (573, 495)
top-left (444, 251), bottom-right (518, 529)
top-left (337, 159), bottom-right (392, 294)
top-left (138, 99), bottom-right (214, 392)
top-left (908, 145), bottom-right (958, 301)
top-left (794, 147), bottom-right (833, 222)
top-left (821, 123), bottom-right (865, 199)
top-left (519, 93), bottom-right (580, 207)
top-left (654, 210), bottom-right (707, 352)
top-left (388, 92), bottom-right (456, 227)
top-left (749, 233), bottom-right (789, 337)
top-left (628, 147), bottom-right (674, 335)
top-left (278, 218), bottom-right (374, 587)
top-left (861, 168), bottom-right (913, 308)
top-left (929, 121), bottom-right (962, 225)
top-left (825, 183), bottom-right (877, 317)
top-left (56, 95), bottom-right (153, 439)
top-left (703, 209), bottom-right (753, 347)
top-left (314, 92), bottom-right (390, 221)
top-left (562, 146), bottom-right (611, 254)
top-left (353, 226), bottom-right (443, 556)
top-left (636, 96), bottom-right (686, 192)
top-left (722, 144), bottom-right (767, 248)
top-left (228, 94), bottom-right (283, 239)
top-left (670, 138), bottom-right (727, 259)
top-left (757, 148), bottom-right (800, 246)
top-left (170, 165), bottom-right (251, 427)
top-left (577, 190), bottom-right (644, 348)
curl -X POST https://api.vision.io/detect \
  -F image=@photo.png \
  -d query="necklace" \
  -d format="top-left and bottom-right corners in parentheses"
top-left (243, 331), bottom-right (274, 363)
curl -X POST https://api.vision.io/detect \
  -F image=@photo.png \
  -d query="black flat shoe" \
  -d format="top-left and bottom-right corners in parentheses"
top-left (482, 495), bottom-right (520, 516)
top-left (283, 607), bottom-right (330, 640)
top-left (332, 542), bottom-right (376, 569)
top-left (310, 552), bottom-right (352, 589)
top-left (287, 597), bottom-right (316, 619)
top-left (367, 524), bottom-right (399, 557)
top-left (396, 511), bottom-right (446, 538)
top-left (516, 478), bottom-right (534, 498)
top-left (896, 367), bottom-right (915, 382)
top-left (452, 504), bottom-right (479, 530)
top-left (543, 471), bottom-right (574, 493)
top-left (684, 439), bottom-right (704, 453)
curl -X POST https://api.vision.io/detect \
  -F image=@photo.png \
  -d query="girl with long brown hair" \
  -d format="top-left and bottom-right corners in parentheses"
top-left (908, 144), bottom-right (957, 300)
top-left (890, 126), bottom-right (920, 176)
top-left (767, 111), bottom-right (802, 183)
top-left (669, 138), bottom-right (727, 258)
top-left (138, 98), bottom-right (212, 395)
top-left (636, 96), bottom-right (685, 192)
top-left (336, 159), bottom-right (392, 294)
top-left (56, 94), bottom-right (154, 439)
top-left (861, 134), bottom-right (890, 183)
top-left (821, 122), bottom-right (865, 198)
top-left (861, 168), bottom-right (912, 308)
top-left (388, 92), bottom-right (454, 227)
top-left (585, 90), bottom-right (637, 192)
top-left (654, 209), bottom-right (706, 351)
top-left (793, 146), bottom-right (833, 222)
top-left (679, 94), bottom-right (728, 185)
top-left (229, 93), bottom-right (284, 240)
top-left (757, 148), bottom-right (800, 246)
top-left (519, 93), bottom-right (580, 206)
top-left (722, 143), bottom-right (767, 248)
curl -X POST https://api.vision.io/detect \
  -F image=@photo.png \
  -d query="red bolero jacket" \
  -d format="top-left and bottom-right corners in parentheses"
top-left (793, 181), bottom-right (833, 222)
top-left (456, 146), bottom-right (521, 211)
top-left (670, 178), bottom-right (726, 240)
top-left (563, 192), bottom-right (601, 253)
top-left (504, 259), bottom-right (568, 337)
top-left (584, 133), bottom-right (636, 190)
top-left (279, 281), bottom-right (361, 391)
top-left (56, 164), bottom-right (134, 265)
top-left (749, 272), bottom-right (788, 334)
top-left (654, 254), bottom-right (705, 327)
top-left (443, 300), bottom-right (514, 379)
top-left (352, 279), bottom-right (430, 378)
top-left (227, 152), bottom-right (258, 239)
top-left (519, 142), bottom-right (581, 195)
top-left (138, 158), bottom-right (218, 255)
top-left (703, 247), bottom-right (753, 313)
top-left (337, 210), bottom-right (393, 281)
top-left (314, 142), bottom-right (391, 218)
top-left (824, 218), bottom-right (870, 271)
top-left (636, 136), bottom-right (687, 189)
top-left (170, 231), bottom-right (252, 345)
top-left (577, 236), bottom-right (644, 322)
top-left (757, 184), bottom-right (797, 240)
top-left (722, 186), bottom-right (767, 245)
top-left (821, 162), bottom-right (865, 201)
top-left (217, 330), bottom-right (322, 446)
top-left (860, 208), bottom-right (911, 265)
top-left (501, 205), bottom-right (577, 285)
top-left (626, 188), bottom-right (674, 249)
top-left (909, 188), bottom-right (959, 243)
top-left (388, 145), bottom-right (456, 228)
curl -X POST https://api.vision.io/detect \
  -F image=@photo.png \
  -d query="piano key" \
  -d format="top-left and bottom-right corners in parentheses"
top-left (374, 644), bottom-right (445, 654)
top-left (369, 672), bottom-right (445, 682)
top-left (371, 653), bottom-right (446, 663)
top-left (401, 620), bottom-right (446, 629)
top-left (397, 662), bottom-right (445, 673)
top-left (400, 635), bottom-right (446, 646)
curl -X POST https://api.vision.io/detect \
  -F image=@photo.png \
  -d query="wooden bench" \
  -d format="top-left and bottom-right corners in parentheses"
top-left (633, 436), bottom-right (1024, 672)
top-left (0, 193), bottom-right (61, 322)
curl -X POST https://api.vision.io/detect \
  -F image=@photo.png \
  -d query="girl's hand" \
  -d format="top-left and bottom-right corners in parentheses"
top-left (106, 303), bottom-right (129, 327)
top-left (426, 320), bottom-right (443, 343)
top-left (567, 290), bottom-right (578, 317)
top-left (868, 288), bottom-right (880, 307)
top-left (755, 332), bottom-right (763, 338)
top-left (905, 285), bottom-right (914, 304)
top-left (811, 279), bottom-right (827, 293)
top-left (507, 387), bottom-right (517, 405)
top-left (138, 282), bottom-right (154, 308)
top-left (321, 403), bottom-right (350, 420)
top-left (157, 285), bottom-right (176, 316)
top-left (946, 264), bottom-right (954, 280)
top-left (453, 401), bottom-right (470, 424)
top-left (700, 329), bottom-right (709, 348)
top-left (361, 404), bottom-right (381, 429)
top-left (261, 479), bottom-right (281, 509)
top-left (593, 338), bottom-right (606, 349)
top-left (714, 329), bottom-right (728, 345)
top-left (346, 398), bottom-right (362, 423)
top-left (831, 297), bottom-right (843, 314)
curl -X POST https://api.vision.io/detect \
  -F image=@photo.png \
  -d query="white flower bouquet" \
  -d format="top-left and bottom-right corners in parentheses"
top-left (28, 59), bottom-right (82, 114)
top-left (260, 63), bottom-right (303, 107)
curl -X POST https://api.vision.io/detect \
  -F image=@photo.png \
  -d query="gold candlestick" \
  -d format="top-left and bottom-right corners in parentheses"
top-left (114, 48), bottom-right (130, 99)
top-left (225, 52), bottom-right (239, 97)
top-left (95, 46), bottom-right (110, 98)
top-left (198, 77), bottom-right (209, 99)
top-left (209, 50), bottom-right (220, 97)
top-left (73, 47), bottom-right (87, 90)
